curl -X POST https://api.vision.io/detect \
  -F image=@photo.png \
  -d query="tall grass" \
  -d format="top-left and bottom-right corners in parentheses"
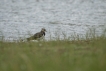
top-left (0, 28), bottom-right (106, 71)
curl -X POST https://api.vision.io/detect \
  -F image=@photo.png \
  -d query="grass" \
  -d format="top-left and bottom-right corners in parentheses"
top-left (0, 29), bottom-right (106, 71)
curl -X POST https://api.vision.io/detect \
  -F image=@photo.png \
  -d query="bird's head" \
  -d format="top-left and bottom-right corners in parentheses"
top-left (41, 28), bottom-right (47, 32)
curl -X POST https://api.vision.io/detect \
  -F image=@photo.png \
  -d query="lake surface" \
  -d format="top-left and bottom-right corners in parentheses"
top-left (0, 0), bottom-right (106, 41)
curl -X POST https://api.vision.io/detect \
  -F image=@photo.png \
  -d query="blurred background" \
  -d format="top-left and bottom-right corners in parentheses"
top-left (0, 0), bottom-right (106, 41)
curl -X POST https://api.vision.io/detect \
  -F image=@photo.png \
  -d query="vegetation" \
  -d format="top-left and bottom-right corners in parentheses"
top-left (0, 29), bottom-right (106, 71)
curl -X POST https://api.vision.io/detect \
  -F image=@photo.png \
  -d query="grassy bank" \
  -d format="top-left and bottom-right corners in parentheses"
top-left (0, 28), bottom-right (106, 71)
top-left (0, 36), bottom-right (106, 71)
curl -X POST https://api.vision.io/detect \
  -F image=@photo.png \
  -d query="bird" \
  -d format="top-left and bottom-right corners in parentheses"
top-left (27, 28), bottom-right (46, 41)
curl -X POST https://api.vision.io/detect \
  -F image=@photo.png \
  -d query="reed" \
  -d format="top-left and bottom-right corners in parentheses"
top-left (0, 28), bottom-right (106, 71)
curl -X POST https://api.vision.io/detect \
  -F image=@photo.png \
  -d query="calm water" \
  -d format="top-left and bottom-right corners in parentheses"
top-left (0, 0), bottom-right (106, 41)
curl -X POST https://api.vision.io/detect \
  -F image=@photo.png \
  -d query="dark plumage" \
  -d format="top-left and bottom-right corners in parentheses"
top-left (27, 28), bottom-right (46, 41)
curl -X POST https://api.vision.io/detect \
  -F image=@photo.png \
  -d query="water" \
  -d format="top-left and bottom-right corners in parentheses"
top-left (0, 0), bottom-right (106, 41)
